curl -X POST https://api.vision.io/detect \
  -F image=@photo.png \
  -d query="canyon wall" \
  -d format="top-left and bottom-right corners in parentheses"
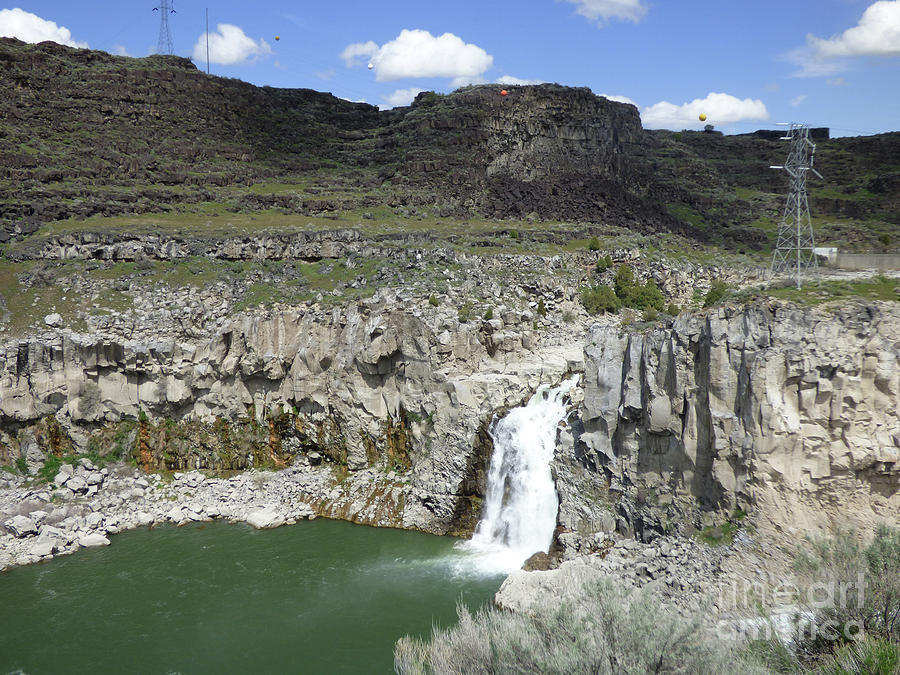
top-left (561, 300), bottom-right (900, 542)
top-left (0, 292), bottom-right (581, 535)
top-left (2, 295), bottom-right (898, 543)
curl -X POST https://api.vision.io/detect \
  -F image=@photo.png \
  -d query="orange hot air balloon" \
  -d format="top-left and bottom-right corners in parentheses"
top-left (500, 89), bottom-right (508, 96)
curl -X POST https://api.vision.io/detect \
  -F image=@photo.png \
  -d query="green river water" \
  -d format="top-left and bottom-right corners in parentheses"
top-left (0, 519), bottom-right (503, 674)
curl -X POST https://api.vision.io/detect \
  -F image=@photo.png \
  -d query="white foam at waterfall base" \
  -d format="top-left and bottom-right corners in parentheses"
top-left (454, 375), bottom-right (580, 576)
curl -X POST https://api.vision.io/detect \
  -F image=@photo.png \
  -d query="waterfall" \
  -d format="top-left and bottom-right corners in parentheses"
top-left (458, 375), bottom-right (580, 574)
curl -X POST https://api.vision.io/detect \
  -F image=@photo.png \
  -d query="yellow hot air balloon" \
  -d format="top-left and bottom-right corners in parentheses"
top-left (699, 113), bottom-right (707, 122)
top-left (275, 35), bottom-right (280, 41)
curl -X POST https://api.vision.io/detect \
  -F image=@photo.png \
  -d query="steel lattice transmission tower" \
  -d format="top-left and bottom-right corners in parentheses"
top-left (770, 123), bottom-right (823, 288)
top-left (153, 0), bottom-right (175, 55)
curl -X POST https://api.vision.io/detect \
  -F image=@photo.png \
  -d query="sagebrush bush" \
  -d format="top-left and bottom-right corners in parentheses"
top-left (743, 525), bottom-right (900, 673)
top-left (817, 637), bottom-right (900, 675)
top-left (596, 254), bottom-right (613, 273)
top-left (614, 264), bottom-right (635, 297)
top-left (457, 301), bottom-right (473, 323)
top-left (395, 576), bottom-right (765, 675)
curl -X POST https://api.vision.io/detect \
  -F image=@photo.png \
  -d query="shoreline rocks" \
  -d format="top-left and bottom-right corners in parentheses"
top-left (0, 464), bottom-right (329, 571)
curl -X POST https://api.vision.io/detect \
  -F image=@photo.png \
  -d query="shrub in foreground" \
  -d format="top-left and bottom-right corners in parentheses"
top-left (395, 576), bottom-right (765, 675)
top-left (744, 525), bottom-right (900, 673)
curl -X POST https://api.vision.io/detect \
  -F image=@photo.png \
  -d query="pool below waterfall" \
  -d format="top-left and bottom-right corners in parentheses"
top-left (0, 519), bottom-right (504, 674)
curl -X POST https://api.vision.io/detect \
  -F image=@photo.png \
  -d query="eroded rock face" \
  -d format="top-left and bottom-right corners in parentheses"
top-left (0, 292), bottom-right (583, 535)
top-left (571, 300), bottom-right (900, 540)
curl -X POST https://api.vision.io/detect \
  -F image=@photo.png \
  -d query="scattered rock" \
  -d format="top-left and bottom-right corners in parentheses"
top-left (66, 476), bottom-right (88, 494)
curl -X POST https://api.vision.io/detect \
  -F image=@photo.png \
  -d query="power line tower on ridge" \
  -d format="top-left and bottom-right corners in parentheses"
top-left (153, 1), bottom-right (175, 55)
top-left (770, 123), bottom-right (822, 289)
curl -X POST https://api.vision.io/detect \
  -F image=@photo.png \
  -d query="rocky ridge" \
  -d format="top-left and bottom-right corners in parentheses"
top-left (3, 38), bottom-right (898, 250)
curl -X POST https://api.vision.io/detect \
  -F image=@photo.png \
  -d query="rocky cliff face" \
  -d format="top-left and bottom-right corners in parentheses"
top-left (3, 38), bottom-right (897, 250)
top-left (394, 86), bottom-right (679, 227)
top-left (0, 289), bottom-right (583, 535)
top-left (560, 301), bottom-right (900, 542)
top-left (2, 290), bottom-right (898, 555)
top-left (0, 38), bottom-right (654, 241)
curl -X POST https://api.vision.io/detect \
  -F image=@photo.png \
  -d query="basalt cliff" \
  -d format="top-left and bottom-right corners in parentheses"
top-left (2, 291), bottom-right (898, 567)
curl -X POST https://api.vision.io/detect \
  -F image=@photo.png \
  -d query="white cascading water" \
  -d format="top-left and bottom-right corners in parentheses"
top-left (458, 375), bottom-right (580, 574)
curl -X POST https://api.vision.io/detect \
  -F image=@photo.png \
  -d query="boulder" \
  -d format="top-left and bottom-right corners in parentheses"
top-left (30, 534), bottom-right (61, 557)
top-left (246, 506), bottom-right (286, 529)
top-left (84, 512), bottom-right (103, 530)
top-left (66, 476), bottom-right (88, 494)
top-left (78, 533), bottom-right (110, 548)
top-left (522, 551), bottom-right (553, 571)
top-left (4, 515), bottom-right (38, 538)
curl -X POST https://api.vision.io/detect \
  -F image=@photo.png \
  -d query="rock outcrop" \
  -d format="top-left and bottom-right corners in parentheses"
top-left (562, 300), bottom-right (900, 541)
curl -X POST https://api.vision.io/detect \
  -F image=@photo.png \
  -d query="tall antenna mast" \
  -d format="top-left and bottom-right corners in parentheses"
top-left (769, 123), bottom-right (822, 289)
top-left (153, 0), bottom-right (176, 55)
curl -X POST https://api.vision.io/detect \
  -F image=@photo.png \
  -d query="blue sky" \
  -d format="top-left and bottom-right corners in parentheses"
top-left (2, 1), bottom-right (899, 136)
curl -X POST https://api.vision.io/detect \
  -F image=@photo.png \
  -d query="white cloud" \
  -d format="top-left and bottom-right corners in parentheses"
top-left (339, 40), bottom-right (378, 67)
top-left (789, 1), bottom-right (900, 76)
top-left (451, 74), bottom-right (488, 88)
top-left (826, 77), bottom-right (847, 86)
top-left (342, 29), bottom-right (493, 83)
top-left (560, 0), bottom-right (647, 25)
top-left (809, 1), bottom-right (900, 58)
top-left (787, 48), bottom-right (847, 77)
top-left (641, 92), bottom-right (770, 129)
top-left (496, 75), bottom-right (546, 86)
top-left (382, 87), bottom-right (426, 109)
top-left (790, 94), bottom-right (807, 107)
top-left (600, 93), bottom-right (637, 106)
top-left (192, 24), bottom-right (272, 66)
top-left (111, 45), bottom-right (129, 57)
top-left (0, 8), bottom-right (87, 48)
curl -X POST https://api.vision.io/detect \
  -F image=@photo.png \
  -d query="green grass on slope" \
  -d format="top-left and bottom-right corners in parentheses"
top-left (757, 276), bottom-right (900, 306)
